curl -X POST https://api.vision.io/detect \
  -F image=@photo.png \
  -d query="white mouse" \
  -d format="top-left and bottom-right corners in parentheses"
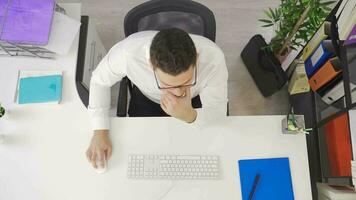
top-left (94, 159), bottom-right (107, 174)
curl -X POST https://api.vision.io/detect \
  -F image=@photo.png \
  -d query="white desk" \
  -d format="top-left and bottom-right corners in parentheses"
top-left (0, 3), bottom-right (312, 200)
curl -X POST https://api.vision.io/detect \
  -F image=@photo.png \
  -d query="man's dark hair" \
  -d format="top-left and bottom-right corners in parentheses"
top-left (150, 28), bottom-right (197, 76)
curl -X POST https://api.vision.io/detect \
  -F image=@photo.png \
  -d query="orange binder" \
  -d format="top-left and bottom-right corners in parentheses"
top-left (309, 57), bottom-right (342, 92)
top-left (325, 113), bottom-right (352, 177)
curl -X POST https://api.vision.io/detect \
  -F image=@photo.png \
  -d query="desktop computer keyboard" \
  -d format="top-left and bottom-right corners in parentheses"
top-left (127, 154), bottom-right (220, 180)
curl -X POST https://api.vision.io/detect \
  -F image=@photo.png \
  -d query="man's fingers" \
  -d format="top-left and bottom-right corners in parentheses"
top-left (97, 151), bottom-right (105, 168)
top-left (165, 92), bottom-right (176, 99)
top-left (163, 98), bottom-right (172, 110)
top-left (107, 147), bottom-right (113, 160)
top-left (161, 100), bottom-right (168, 114)
top-left (90, 151), bottom-right (97, 169)
top-left (160, 100), bottom-right (166, 110)
top-left (165, 93), bottom-right (178, 105)
top-left (86, 149), bottom-right (92, 162)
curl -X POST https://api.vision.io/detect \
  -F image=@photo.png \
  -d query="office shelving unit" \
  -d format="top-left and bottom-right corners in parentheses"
top-left (290, 42), bottom-right (356, 199)
top-left (314, 42), bottom-right (356, 186)
top-left (314, 43), bottom-right (356, 126)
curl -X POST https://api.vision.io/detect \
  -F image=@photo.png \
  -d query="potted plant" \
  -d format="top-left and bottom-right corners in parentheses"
top-left (0, 103), bottom-right (5, 143)
top-left (0, 103), bottom-right (5, 118)
top-left (241, 0), bottom-right (336, 97)
top-left (259, 0), bottom-right (335, 63)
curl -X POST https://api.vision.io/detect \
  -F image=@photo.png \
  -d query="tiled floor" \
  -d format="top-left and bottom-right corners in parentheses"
top-left (60, 0), bottom-right (290, 116)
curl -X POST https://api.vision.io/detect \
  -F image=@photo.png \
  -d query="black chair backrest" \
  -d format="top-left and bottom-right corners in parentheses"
top-left (124, 0), bottom-right (216, 42)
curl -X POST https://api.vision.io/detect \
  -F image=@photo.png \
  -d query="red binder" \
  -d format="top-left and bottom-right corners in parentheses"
top-left (325, 113), bottom-right (352, 177)
top-left (309, 57), bottom-right (342, 92)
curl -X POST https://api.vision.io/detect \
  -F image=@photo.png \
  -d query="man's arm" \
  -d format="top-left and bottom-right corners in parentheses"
top-left (86, 44), bottom-right (127, 169)
top-left (193, 52), bottom-right (228, 127)
top-left (88, 49), bottom-right (127, 130)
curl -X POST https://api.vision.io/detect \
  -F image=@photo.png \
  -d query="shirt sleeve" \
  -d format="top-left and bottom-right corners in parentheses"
top-left (88, 43), bottom-right (127, 131)
top-left (192, 49), bottom-right (228, 128)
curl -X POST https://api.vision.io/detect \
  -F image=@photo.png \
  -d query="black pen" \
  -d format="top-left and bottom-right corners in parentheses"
top-left (248, 173), bottom-right (261, 200)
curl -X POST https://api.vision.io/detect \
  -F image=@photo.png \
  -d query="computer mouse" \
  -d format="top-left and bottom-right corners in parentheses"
top-left (94, 159), bottom-right (107, 174)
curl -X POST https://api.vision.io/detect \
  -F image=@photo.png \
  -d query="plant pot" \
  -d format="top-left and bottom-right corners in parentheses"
top-left (0, 106), bottom-right (5, 118)
top-left (275, 46), bottom-right (292, 64)
top-left (0, 106), bottom-right (5, 144)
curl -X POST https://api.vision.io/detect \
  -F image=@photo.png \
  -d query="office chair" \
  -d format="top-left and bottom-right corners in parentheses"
top-left (117, 0), bottom-right (219, 117)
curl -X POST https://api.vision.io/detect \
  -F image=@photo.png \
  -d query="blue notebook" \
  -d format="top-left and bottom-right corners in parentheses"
top-left (304, 40), bottom-right (334, 78)
top-left (18, 75), bottom-right (62, 104)
top-left (238, 157), bottom-right (294, 200)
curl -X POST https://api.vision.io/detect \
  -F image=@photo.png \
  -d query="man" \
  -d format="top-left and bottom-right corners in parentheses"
top-left (86, 28), bottom-right (228, 169)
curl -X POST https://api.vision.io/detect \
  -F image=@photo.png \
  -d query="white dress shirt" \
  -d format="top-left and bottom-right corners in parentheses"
top-left (88, 31), bottom-right (228, 131)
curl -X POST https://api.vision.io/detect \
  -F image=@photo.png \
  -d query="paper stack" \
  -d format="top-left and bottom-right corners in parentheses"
top-left (43, 11), bottom-right (81, 55)
top-left (317, 182), bottom-right (356, 200)
top-left (345, 25), bottom-right (356, 46)
top-left (337, 0), bottom-right (356, 40)
top-left (352, 161), bottom-right (356, 187)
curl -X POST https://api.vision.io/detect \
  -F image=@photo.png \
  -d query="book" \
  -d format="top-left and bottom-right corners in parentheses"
top-left (324, 113), bottom-right (352, 177)
top-left (336, 0), bottom-right (350, 19)
top-left (352, 161), bottom-right (356, 186)
top-left (288, 63), bottom-right (310, 94)
top-left (302, 22), bottom-right (328, 61)
top-left (305, 40), bottom-right (335, 77)
top-left (16, 70), bottom-right (63, 104)
top-left (350, 111), bottom-right (356, 169)
top-left (345, 24), bottom-right (356, 46)
top-left (321, 80), bottom-right (345, 105)
top-left (338, 0), bottom-right (356, 40)
top-left (309, 57), bottom-right (342, 92)
top-left (238, 157), bottom-right (294, 200)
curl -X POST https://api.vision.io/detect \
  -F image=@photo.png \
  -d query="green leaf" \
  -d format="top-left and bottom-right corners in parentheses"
top-left (262, 24), bottom-right (274, 27)
top-left (263, 9), bottom-right (272, 19)
top-left (259, 0), bottom-right (333, 51)
top-left (269, 7), bottom-right (276, 20)
top-left (290, 46), bottom-right (298, 51)
top-left (322, 5), bottom-right (333, 11)
top-left (320, 1), bottom-right (336, 6)
top-left (259, 19), bottom-right (273, 24)
top-left (276, 8), bottom-right (282, 18)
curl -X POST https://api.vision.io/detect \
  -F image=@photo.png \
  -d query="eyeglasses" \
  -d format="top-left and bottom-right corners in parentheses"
top-left (153, 67), bottom-right (197, 90)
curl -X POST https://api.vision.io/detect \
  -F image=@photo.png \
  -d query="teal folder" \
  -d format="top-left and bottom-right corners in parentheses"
top-left (238, 157), bottom-right (294, 200)
top-left (18, 75), bottom-right (62, 104)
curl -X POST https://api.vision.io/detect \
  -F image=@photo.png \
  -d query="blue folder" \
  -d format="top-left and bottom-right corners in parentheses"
top-left (238, 157), bottom-right (294, 200)
top-left (305, 40), bottom-right (334, 78)
top-left (18, 75), bottom-right (62, 104)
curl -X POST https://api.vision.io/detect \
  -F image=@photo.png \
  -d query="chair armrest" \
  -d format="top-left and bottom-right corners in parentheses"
top-left (117, 77), bottom-right (129, 117)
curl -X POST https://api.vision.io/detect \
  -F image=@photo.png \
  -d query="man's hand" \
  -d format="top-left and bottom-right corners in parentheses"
top-left (160, 89), bottom-right (197, 123)
top-left (86, 130), bottom-right (112, 169)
